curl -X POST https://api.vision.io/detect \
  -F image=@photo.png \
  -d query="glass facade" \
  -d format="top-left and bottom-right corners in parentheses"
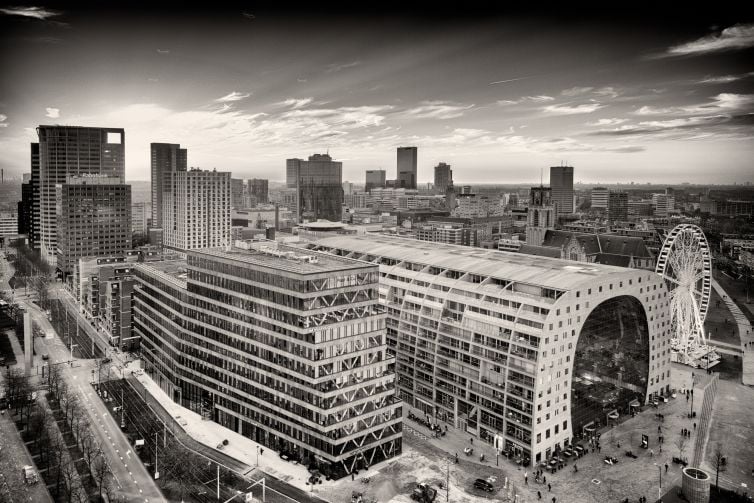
top-left (571, 295), bottom-right (648, 435)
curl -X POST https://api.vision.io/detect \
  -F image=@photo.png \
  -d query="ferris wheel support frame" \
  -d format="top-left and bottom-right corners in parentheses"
top-left (655, 224), bottom-right (712, 354)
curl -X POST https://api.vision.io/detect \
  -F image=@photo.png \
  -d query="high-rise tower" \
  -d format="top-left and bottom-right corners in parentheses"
top-left (150, 143), bottom-right (187, 228)
top-left (397, 146), bottom-right (417, 189)
top-left (37, 126), bottom-right (125, 265)
top-left (550, 165), bottom-right (574, 216)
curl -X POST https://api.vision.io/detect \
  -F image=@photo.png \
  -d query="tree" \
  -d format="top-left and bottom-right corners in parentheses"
top-left (91, 452), bottom-right (113, 500)
top-left (712, 442), bottom-right (725, 489)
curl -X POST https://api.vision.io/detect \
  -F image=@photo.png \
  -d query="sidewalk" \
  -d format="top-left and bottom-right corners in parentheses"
top-left (128, 361), bottom-right (328, 495)
top-left (712, 279), bottom-right (754, 385)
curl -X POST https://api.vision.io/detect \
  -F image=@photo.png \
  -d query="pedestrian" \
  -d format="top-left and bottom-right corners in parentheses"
top-left (552, 497), bottom-right (556, 503)
top-left (598, 444), bottom-right (601, 453)
top-left (525, 472), bottom-right (528, 485)
top-left (538, 491), bottom-right (542, 500)
top-left (352, 473), bottom-right (355, 481)
top-left (544, 475), bottom-right (547, 485)
top-left (658, 425), bottom-right (661, 433)
top-left (650, 449), bottom-right (654, 457)
top-left (694, 422), bottom-right (696, 430)
top-left (470, 437), bottom-right (473, 444)
top-left (659, 445), bottom-right (662, 454)
top-left (665, 463), bottom-right (668, 473)
top-left (260, 448), bottom-right (264, 455)
top-left (548, 483), bottom-right (551, 492)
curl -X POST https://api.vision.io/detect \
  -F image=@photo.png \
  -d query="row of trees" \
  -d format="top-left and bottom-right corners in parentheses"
top-left (4, 364), bottom-right (122, 502)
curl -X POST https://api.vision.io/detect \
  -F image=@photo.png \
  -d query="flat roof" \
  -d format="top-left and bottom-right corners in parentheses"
top-left (190, 244), bottom-right (373, 276)
top-left (315, 235), bottom-right (644, 290)
top-left (134, 260), bottom-right (189, 287)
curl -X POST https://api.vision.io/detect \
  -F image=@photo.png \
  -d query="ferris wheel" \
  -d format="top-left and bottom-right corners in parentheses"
top-left (655, 224), bottom-right (712, 352)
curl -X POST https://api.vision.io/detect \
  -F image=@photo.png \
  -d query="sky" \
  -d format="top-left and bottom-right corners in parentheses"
top-left (0, 4), bottom-right (753, 184)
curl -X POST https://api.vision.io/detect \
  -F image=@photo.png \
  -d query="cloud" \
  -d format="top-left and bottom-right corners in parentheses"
top-left (497, 95), bottom-right (555, 106)
top-left (635, 93), bottom-right (754, 116)
top-left (45, 108), bottom-right (60, 118)
top-left (297, 78), bottom-right (308, 83)
top-left (697, 72), bottom-right (754, 84)
top-left (325, 61), bottom-right (361, 73)
top-left (404, 101), bottom-right (475, 120)
top-left (664, 24), bottom-right (754, 57)
top-left (278, 98), bottom-right (313, 109)
top-left (587, 118), bottom-right (627, 126)
top-left (594, 87), bottom-right (620, 99)
top-left (543, 103), bottom-right (605, 115)
top-left (561, 86), bottom-right (594, 97)
top-left (0, 6), bottom-right (62, 19)
top-left (156, 49), bottom-right (170, 55)
top-left (589, 114), bottom-right (754, 139)
top-left (215, 91), bottom-right (251, 103)
top-left (0, 114), bottom-right (7, 127)
top-left (242, 12), bottom-right (255, 20)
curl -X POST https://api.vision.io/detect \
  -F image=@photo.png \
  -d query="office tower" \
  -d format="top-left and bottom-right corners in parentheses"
top-left (231, 178), bottom-right (244, 208)
top-left (37, 126), bottom-right (125, 266)
top-left (131, 202), bottom-right (149, 236)
top-left (591, 187), bottom-right (609, 210)
top-left (550, 165), bottom-right (574, 216)
top-left (249, 178), bottom-right (269, 205)
top-left (397, 146), bottom-right (417, 189)
top-left (150, 143), bottom-right (187, 228)
top-left (652, 193), bottom-right (674, 217)
top-left (163, 168), bottom-right (231, 251)
top-left (342, 181), bottom-right (354, 195)
top-left (286, 154), bottom-right (343, 222)
top-left (526, 186), bottom-right (555, 246)
top-left (18, 177), bottom-right (33, 236)
top-left (0, 212), bottom-right (18, 238)
top-left (365, 169), bottom-right (386, 193)
top-left (433, 162), bottom-right (453, 194)
top-left (133, 244), bottom-right (401, 478)
top-left (28, 143), bottom-right (41, 248)
top-left (56, 175), bottom-right (132, 277)
top-left (608, 191), bottom-right (629, 222)
top-left (314, 234), bottom-right (670, 468)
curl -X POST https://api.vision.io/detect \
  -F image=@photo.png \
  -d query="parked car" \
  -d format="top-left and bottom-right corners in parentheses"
top-left (42, 353), bottom-right (49, 360)
top-left (473, 479), bottom-right (494, 492)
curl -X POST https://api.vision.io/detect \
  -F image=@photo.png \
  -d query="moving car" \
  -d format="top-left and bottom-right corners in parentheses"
top-left (473, 479), bottom-right (494, 492)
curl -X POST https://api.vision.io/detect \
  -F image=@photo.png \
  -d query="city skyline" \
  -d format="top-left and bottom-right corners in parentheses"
top-left (1, 5), bottom-right (753, 184)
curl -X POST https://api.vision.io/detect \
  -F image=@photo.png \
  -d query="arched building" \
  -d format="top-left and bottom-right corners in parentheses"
top-left (312, 234), bottom-right (671, 466)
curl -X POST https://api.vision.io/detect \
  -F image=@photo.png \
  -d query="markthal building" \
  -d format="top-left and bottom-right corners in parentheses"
top-left (313, 235), bottom-right (672, 466)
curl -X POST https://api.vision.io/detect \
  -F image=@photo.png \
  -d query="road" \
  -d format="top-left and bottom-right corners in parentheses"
top-left (23, 296), bottom-right (164, 503)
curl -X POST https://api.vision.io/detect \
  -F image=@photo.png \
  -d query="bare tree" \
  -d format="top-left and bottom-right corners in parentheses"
top-left (712, 442), bottom-right (725, 489)
top-left (48, 363), bottom-right (63, 397)
top-left (80, 430), bottom-right (99, 470)
top-left (91, 452), bottom-right (113, 500)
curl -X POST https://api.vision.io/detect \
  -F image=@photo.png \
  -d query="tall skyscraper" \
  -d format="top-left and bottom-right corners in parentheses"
top-left (591, 187), bottom-right (609, 210)
top-left (286, 154), bottom-right (343, 222)
top-left (231, 178), bottom-right (244, 208)
top-left (248, 178), bottom-right (269, 205)
top-left (433, 162), bottom-right (453, 194)
top-left (28, 143), bottom-right (41, 249)
top-left (18, 175), bottom-right (33, 237)
top-left (163, 168), bottom-right (231, 251)
top-left (150, 143), bottom-right (187, 228)
top-left (550, 165), bottom-right (574, 216)
top-left (608, 191), bottom-right (629, 222)
top-left (37, 126), bottom-right (125, 265)
top-left (397, 146), bottom-right (417, 189)
top-left (365, 169), bottom-right (386, 193)
top-left (526, 186), bottom-right (555, 246)
top-left (56, 175), bottom-right (132, 276)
